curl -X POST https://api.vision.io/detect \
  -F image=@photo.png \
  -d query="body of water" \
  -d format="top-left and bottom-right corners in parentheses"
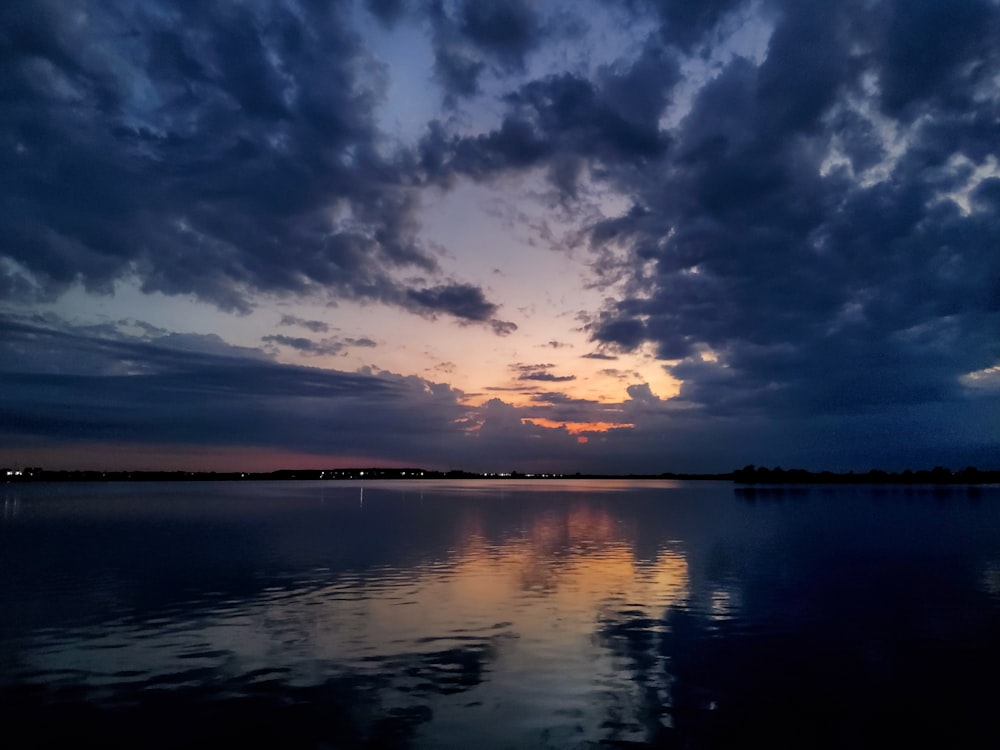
top-left (2, 479), bottom-right (1000, 748)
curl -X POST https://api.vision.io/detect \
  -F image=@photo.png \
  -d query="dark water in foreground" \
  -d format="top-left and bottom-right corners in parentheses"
top-left (2, 480), bottom-right (1000, 748)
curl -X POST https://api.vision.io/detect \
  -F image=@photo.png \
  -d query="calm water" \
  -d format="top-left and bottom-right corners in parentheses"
top-left (2, 480), bottom-right (1000, 748)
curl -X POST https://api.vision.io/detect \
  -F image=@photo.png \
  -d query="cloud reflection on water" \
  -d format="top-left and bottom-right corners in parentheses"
top-left (3, 481), bottom-right (1000, 748)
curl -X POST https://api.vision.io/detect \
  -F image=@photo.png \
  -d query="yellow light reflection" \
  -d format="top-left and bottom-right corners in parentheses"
top-left (352, 502), bottom-right (690, 655)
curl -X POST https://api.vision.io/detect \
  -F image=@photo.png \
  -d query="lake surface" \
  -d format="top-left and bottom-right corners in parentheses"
top-left (3, 479), bottom-right (1000, 748)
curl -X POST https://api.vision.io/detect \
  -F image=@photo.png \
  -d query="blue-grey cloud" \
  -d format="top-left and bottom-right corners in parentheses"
top-left (411, 0), bottom-right (1000, 465)
top-left (278, 315), bottom-right (330, 334)
top-left (426, 0), bottom-right (547, 102)
top-left (875, 0), bottom-right (997, 117)
top-left (263, 333), bottom-right (378, 356)
top-left (457, 0), bottom-right (541, 70)
top-left (419, 40), bottom-right (679, 194)
top-left (3, 313), bottom-right (999, 473)
top-left (366, 0), bottom-right (409, 28)
top-left (0, 0), bottom-right (510, 331)
top-left (403, 282), bottom-right (516, 331)
top-left (572, 0), bottom-right (1000, 428)
top-left (612, 0), bottom-right (749, 52)
top-left (0, 314), bottom-right (461, 456)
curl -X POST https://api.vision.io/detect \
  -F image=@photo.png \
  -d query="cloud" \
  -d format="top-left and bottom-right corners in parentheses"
top-left (417, 36), bottom-right (679, 195)
top-left (458, 0), bottom-right (541, 70)
top-left (263, 333), bottom-right (378, 356)
top-left (875, 0), bottom-right (997, 117)
top-left (264, 334), bottom-right (332, 354)
top-left (278, 315), bottom-right (330, 334)
top-left (490, 319), bottom-right (519, 336)
top-left (598, 368), bottom-right (637, 380)
top-left (512, 362), bottom-right (576, 383)
top-left (517, 372), bottom-right (576, 383)
top-left (410, 0), bottom-right (1000, 423)
top-left (426, 0), bottom-right (546, 102)
top-left (366, 0), bottom-right (409, 28)
top-left (392, 0), bottom-right (1000, 463)
top-left (4, 313), bottom-right (999, 474)
top-left (0, 314), bottom-right (602, 470)
top-left (611, 0), bottom-right (749, 52)
top-left (0, 0), bottom-right (507, 329)
top-left (574, 0), bottom-right (1000, 425)
top-left (403, 282), bottom-right (515, 332)
top-left (0, 314), bottom-right (272, 376)
top-left (519, 372), bottom-right (576, 383)
top-left (591, 317), bottom-right (647, 352)
top-left (0, 314), bottom-right (463, 457)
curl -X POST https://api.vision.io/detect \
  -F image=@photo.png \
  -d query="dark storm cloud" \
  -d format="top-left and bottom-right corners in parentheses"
top-left (0, 314), bottom-right (269, 375)
top-left (426, 0), bottom-right (545, 101)
top-left (4, 313), bottom-right (998, 474)
top-left (0, 0), bottom-right (509, 331)
top-left (420, 41), bottom-right (679, 193)
top-left (592, 317), bottom-right (647, 351)
top-left (874, 0), bottom-right (996, 117)
top-left (457, 0), bottom-right (541, 69)
top-left (0, 315), bottom-right (465, 456)
top-left (409, 0), bottom-right (1000, 463)
top-left (0, 314), bottom-right (642, 471)
top-left (609, 0), bottom-right (750, 52)
top-left (366, 0), bottom-right (409, 28)
top-left (974, 178), bottom-right (1000, 212)
top-left (568, 0), bottom-right (1000, 431)
top-left (405, 284), bottom-right (497, 322)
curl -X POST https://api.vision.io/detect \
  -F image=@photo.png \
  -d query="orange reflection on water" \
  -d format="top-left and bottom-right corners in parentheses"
top-left (354, 501), bottom-right (690, 658)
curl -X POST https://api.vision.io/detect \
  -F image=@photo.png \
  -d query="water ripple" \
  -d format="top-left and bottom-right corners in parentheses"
top-left (3, 481), bottom-right (1000, 748)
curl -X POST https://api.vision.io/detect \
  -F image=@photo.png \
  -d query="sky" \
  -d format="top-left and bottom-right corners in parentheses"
top-left (2, 0), bottom-right (1000, 474)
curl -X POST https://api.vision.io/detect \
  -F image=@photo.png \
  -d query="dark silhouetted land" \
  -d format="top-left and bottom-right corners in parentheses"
top-left (4, 465), bottom-right (1000, 484)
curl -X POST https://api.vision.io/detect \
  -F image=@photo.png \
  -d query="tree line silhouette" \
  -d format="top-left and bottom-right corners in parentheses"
top-left (4, 465), bottom-right (999, 484)
top-left (731, 465), bottom-right (1000, 484)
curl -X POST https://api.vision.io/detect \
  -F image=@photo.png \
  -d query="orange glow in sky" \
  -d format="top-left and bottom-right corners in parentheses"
top-left (522, 418), bottom-right (635, 435)
top-left (0, 442), bottom-right (412, 473)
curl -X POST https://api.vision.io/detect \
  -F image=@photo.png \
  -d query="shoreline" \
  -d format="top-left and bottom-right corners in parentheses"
top-left (5, 466), bottom-right (1000, 485)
